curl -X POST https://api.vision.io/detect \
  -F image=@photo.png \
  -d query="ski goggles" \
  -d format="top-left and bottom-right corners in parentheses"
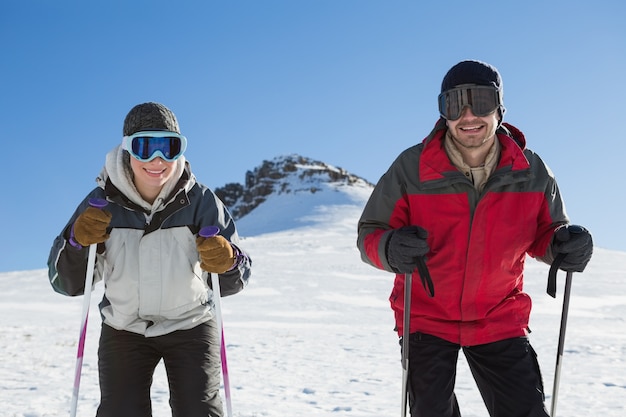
top-left (122, 131), bottom-right (187, 162)
top-left (438, 85), bottom-right (502, 120)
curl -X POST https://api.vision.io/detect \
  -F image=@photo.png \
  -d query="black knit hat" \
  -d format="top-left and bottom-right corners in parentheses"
top-left (441, 60), bottom-right (503, 93)
top-left (123, 102), bottom-right (180, 136)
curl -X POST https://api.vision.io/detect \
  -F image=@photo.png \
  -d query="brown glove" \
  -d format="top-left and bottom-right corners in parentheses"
top-left (72, 207), bottom-right (113, 246)
top-left (196, 235), bottom-right (235, 273)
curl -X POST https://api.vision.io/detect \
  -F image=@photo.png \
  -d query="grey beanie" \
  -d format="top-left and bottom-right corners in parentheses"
top-left (441, 60), bottom-right (503, 93)
top-left (123, 102), bottom-right (180, 136)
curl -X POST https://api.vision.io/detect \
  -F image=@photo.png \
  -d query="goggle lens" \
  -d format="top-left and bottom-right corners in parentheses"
top-left (438, 85), bottom-right (501, 120)
top-left (123, 132), bottom-right (187, 162)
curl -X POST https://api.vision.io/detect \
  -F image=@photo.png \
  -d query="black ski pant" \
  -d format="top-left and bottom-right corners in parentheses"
top-left (96, 320), bottom-right (223, 417)
top-left (404, 333), bottom-right (550, 417)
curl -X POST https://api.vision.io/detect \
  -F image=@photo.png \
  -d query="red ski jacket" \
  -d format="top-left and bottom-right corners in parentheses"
top-left (357, 120), bottom-right (568, 346)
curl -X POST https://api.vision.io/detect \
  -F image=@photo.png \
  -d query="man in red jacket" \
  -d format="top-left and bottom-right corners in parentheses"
top-left (357, 60), bottom-right (593, 417)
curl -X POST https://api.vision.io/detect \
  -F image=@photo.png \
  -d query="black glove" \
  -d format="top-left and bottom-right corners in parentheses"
top-left (386, 226), bottom-right (429, 273)
top-left (552, 224), bottom-right (593, 272)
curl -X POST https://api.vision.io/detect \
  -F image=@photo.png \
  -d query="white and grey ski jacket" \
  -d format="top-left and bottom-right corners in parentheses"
top-left (48, 145), bottom-right (251, 337)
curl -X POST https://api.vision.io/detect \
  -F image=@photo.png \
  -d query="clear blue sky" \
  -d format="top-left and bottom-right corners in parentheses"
top-left (1, 0), bottom-right (624, 272)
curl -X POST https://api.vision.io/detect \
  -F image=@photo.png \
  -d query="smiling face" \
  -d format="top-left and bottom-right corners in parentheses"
top-left (129, 156), bottom-right (177, 203)
top-left (446, 106), bottom-right (499, 151)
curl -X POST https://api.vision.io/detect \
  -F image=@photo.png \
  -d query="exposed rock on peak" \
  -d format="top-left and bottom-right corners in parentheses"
top-left (214, 154), bottom-right (373, 220)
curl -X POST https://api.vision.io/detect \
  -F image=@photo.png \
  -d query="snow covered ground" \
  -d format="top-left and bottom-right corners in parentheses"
top-left (1, 185), bottom-right (625, 416)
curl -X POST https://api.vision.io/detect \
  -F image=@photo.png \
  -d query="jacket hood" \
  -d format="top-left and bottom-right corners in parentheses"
top-left (418, 119), bottom-right (530, 183)
top-left (500, 122), bottom-right (527, 150)
top-left (96, 144), bottom-right (194, 213)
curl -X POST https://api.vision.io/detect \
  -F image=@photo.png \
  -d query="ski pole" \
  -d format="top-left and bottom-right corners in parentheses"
top-left (549, 268), bottom-right (574, 417)
top-left (400, 271), bottom-right (412, 417)
top-left (70, 198), bottom-right (108, 417)
top-left (401, 255), bottom-right (432, 417)
top-left (546, 225), bottom-right (586, 416)
top-left (199, 226), bottom-right (233, 417)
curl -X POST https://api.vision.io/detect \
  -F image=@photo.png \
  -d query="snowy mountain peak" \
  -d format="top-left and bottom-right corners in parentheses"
top-left (215, 154), bottom-right (374, 221)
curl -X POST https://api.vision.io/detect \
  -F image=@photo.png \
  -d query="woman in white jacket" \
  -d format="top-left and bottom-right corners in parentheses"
top-left (48, 102), bottom-right (251, 417)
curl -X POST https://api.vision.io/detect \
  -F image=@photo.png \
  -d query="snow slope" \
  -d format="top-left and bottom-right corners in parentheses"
top-left (1, 166), bottom-right (625, 416)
